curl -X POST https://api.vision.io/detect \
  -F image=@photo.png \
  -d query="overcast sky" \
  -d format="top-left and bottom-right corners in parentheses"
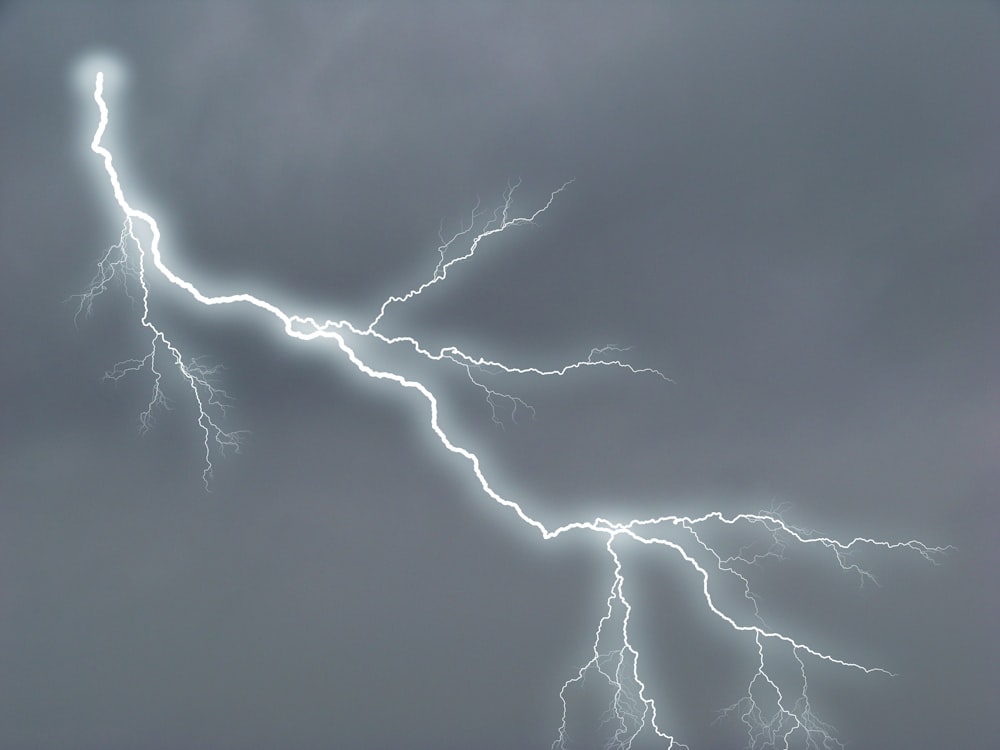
top-left (1, 3), bottom-right (997, 749)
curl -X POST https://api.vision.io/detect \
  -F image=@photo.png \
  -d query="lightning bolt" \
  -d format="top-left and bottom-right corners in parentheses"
top-left (77, 70), bottom-right (951, 750)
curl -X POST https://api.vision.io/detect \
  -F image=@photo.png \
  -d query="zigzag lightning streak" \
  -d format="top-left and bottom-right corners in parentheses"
top-left (78, 71), bottom-right (949, 750)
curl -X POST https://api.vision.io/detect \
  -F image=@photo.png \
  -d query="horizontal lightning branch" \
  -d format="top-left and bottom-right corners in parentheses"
top-left (79, 71), bottom-right (950, 750)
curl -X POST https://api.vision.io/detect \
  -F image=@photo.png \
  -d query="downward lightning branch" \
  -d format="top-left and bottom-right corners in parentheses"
top-left (78, 72), bottom-right (950, 750)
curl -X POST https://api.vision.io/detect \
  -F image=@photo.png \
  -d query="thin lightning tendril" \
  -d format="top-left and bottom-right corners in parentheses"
top-left (78, 71), bottom-right (951, 749)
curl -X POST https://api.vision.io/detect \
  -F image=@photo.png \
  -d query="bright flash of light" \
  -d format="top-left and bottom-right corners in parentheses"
top-left (77, 70), bottom-right (950, 750)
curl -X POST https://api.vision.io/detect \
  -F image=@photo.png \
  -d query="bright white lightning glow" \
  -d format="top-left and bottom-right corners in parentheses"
top-left (78, 70), bottom-right (950, 750)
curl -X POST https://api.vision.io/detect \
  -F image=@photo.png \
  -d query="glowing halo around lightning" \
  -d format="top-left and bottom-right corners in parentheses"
top-left (77, 69), bottom-right (951, 750)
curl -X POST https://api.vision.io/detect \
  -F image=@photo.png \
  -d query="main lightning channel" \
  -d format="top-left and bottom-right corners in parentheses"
top-left (82, 71), bottom-right (950, 750)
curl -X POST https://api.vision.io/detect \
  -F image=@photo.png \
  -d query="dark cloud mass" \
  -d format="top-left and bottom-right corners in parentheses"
top-left (1, 2), bottom-right (997, 749)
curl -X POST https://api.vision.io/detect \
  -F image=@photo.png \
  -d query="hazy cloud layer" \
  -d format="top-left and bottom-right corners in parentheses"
top-left (1, 3), bottom-right (997, 748)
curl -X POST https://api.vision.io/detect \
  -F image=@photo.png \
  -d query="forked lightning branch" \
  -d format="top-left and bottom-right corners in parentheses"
top-left (77, 70), bottom-right (949, 750)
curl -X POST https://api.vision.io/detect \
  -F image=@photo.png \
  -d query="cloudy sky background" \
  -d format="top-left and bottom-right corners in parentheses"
top-left (1, 3), bottom-right (997, 748)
